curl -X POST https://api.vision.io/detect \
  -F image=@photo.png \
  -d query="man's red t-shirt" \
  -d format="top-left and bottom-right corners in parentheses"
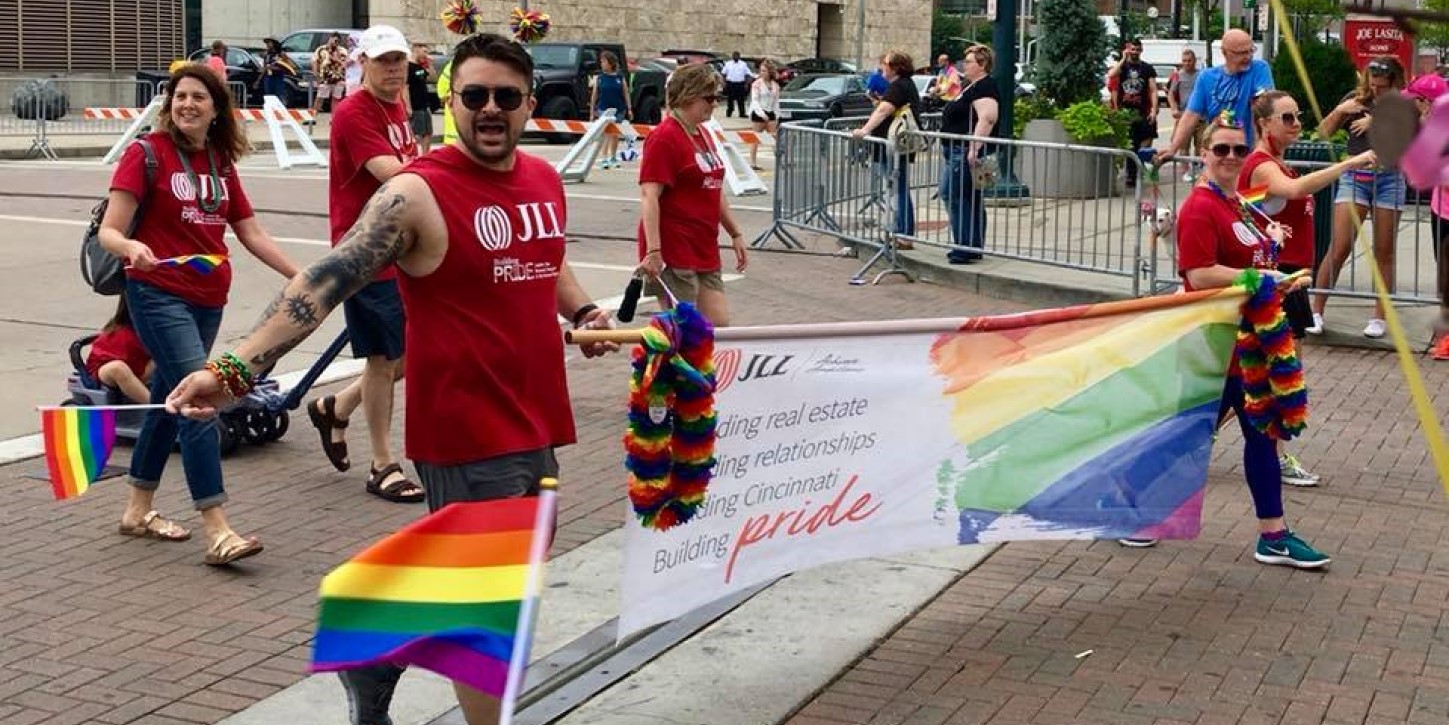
top-left (1176, 183), bottom-right (1275, 292)
top-left (1238, 149), bottom-right (1313, 268)
top-left (110, 132), bottom-right (253, 307)
top-left (85, 325), bottom-right (150, 382)
top-left (328, 88), bottom-right (419, 281)
top-left (398, 147), bottom-right (576, 465)
top-left (636, 115), bottom-right (725, 271)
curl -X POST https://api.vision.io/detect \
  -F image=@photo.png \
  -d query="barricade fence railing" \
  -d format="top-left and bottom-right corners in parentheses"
top-left (761, 120), bottom-right (1441, 304)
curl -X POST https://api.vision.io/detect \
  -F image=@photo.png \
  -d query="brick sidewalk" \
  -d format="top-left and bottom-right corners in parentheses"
top-left (0, 245), bottom-right (1014, 725)
top-left (787, 347), bottom-right (1449, 725)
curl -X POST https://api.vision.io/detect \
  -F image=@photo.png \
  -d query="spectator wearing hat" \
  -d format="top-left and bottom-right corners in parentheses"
top-left (1406, 73), bottom-right (1449, 359)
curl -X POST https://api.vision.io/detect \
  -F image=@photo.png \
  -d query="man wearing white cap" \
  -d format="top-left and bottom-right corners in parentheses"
top-left (307, 24), bottom-right (425, 511)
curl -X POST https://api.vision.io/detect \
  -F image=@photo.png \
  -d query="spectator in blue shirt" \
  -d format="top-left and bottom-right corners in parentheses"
top-left (1155, 29), bottom-right (1273, 165)
top-left (866, 68), bottom-right (890, 101)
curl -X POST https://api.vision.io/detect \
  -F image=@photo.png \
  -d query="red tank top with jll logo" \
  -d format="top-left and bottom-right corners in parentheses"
top-left (398, 146), bottom-right (575, 465)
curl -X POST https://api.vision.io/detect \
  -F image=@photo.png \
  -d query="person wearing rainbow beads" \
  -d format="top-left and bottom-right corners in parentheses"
top-left (1120, 110), bottom-right (1330, 570)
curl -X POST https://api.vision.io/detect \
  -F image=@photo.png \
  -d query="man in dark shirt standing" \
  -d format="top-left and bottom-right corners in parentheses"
top-left (1110, 39), bottom-right (1158, 189)
top-left (406, 43), bottom-right (436, 154)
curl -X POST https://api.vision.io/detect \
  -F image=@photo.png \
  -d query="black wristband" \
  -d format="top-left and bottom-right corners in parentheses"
top-left (571, 303), bottom-right (600, 328)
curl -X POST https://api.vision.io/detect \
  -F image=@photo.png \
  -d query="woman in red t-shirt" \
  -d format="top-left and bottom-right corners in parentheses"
top-left (1141, 112), bottom-right (1332, 570)
top-left (637, 62), bottom-right (749, 326)
top-left (96, 64), bottom-right (299, 566)
top-left (1240, 90), bottom-right (1375, 337)
top-left (85, 297), bottom-right (153, 404)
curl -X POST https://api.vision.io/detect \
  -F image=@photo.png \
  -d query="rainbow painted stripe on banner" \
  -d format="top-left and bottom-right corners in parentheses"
top-left (41, 407), bottom-right (116, 500)
top-left (311, 487), bottom-right (555, 709)
top-left (931, 288), bottom-right (1244, 543)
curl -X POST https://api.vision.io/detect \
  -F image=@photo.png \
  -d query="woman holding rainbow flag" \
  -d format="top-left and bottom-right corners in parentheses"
top-left (97, 64), bottom-right (299, 565)
top-left (1237, 90), bottom-right (1376, 488)
top-left (1125, 110), bottom-right (1330, 570)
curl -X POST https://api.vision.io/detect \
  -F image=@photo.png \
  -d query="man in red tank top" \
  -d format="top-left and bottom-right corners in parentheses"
top-left (306, 23), bottom-right (424, 504)
top-left (166, 34), bottom-right (618, 725)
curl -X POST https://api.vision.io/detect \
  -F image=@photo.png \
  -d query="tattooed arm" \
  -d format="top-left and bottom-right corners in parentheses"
top-left (166, 175), bottom-right (424, 417)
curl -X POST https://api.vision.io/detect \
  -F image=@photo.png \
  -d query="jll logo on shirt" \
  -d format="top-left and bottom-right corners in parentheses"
top-left (169, 172), bottom-right (229, 205)
top-left (473, 202), bottom-right (564, 251)
top-left (386, 122), bottom-right (418, 161)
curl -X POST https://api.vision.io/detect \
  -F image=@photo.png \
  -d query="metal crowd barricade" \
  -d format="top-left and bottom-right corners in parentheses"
top-left (37, 78), bottom-right (161, 141)
top-left (1153, 149), bottom-right (1438, 305)
top-left (0, 76), bottom-right (52, 158)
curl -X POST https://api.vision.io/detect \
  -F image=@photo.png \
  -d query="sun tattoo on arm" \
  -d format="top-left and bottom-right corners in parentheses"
top-left (245, 191), bottom-right (409, 370)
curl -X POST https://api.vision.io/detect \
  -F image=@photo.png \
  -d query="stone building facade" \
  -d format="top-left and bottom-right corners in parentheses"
top-left (206, 0), bottom-right (932, 69)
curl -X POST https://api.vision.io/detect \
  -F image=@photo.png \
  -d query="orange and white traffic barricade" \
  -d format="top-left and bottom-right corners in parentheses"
top-left (541, 113), bottom-right (768, 194)
top-left (94, 95), bottom-right (324, 169)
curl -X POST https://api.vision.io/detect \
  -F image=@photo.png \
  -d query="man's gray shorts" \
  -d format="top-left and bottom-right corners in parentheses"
top-left (414, 448), bottom-right (559, 513)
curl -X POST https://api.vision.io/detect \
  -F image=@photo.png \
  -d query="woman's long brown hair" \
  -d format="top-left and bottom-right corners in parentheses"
top-left (157, 64), bottom-right (248, 164)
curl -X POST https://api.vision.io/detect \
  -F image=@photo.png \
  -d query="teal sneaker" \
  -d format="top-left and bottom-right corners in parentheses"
top-left (1254, 531), bottom-right (1331, 569)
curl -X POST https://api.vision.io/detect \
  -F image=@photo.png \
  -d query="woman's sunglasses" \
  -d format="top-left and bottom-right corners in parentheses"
top-left (1209, 143), bottom-right (1251, 158)
top-left (700, 94), bottom-right (720, 104)
top-left (457, 85), bottom-right (527, 111)
top-left (1278, 111), bottom-right (1303, 125)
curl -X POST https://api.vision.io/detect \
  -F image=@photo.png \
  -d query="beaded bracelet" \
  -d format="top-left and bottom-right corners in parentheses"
top-left (205, 352), bottom-right (254, 400)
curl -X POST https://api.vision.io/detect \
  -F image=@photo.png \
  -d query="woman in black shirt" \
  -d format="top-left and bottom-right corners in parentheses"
top-left (940, 45), bottom-right (1000, 264)
top-left (851, 50), bottom-right (922, 237)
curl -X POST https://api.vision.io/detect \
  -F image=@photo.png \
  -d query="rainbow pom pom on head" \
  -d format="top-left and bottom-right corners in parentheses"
top-left (442, 0), bottom-right (486, 35)
top-left (623, 302), bottom-right (717, 532)
top-left (509, 8), bottom-right (551, 44)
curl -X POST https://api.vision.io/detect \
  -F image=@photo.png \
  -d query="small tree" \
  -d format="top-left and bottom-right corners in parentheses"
top-left (1421, 0), bottom-right (1449, 61)
top-left (1035, 0), bottom-right (1109, 106)
top-left (931, 10), bottom-right (967, 63)
top-left (1271, 38), bottom-right (1357, 134)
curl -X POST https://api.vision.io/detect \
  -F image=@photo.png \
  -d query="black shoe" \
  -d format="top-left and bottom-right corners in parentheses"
top-left (947, 253), bottom-right (982, 265)
top-left (338, 664), bottom-right (406, 725)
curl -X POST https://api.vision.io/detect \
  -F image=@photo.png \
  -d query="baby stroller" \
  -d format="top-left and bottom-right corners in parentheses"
top-left (63, 333), bottom-right (290, 456)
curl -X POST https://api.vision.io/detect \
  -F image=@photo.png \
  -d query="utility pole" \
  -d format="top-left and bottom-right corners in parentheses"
top-left (855, 0), bottom-right (866, 71)
top-left (1119, 0), bottom-right (1130, 42)
top-left (985, 0), bottom-right (1029, 202)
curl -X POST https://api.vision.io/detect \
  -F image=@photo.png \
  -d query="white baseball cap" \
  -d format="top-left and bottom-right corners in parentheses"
top-left (358, 24), bottom-right (409, 59)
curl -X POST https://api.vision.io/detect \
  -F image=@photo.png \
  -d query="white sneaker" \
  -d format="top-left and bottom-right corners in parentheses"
top-left (1279, 454), bottom-right (1321, 487)
top-left (1305, 313), bottom-right (1325, 335)
top-left (1117, 538), bottom-right (1159, 548)
top-left (1364, 318), bottom-right (1386, 338)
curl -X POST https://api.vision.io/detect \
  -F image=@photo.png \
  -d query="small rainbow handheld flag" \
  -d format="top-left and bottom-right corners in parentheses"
top-left (40, 406), bottom-right (117, 500)
top-left (311, 481), bottom-right (558, 721)
top-left (1239, 185), bottom-right (1269, 206)
top-left (157, 254), bottom-right (226, 273)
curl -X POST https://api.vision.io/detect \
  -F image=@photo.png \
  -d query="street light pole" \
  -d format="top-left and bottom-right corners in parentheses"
top-left (855, 0), bottom-right (866, 71)
top-left (985, 0), bottom-right (1029, 202)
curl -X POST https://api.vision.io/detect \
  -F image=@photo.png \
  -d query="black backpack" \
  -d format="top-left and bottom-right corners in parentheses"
top-left (81, 138), bottom-right (158, 295)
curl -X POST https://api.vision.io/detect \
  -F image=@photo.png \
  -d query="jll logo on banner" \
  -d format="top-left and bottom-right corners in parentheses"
top-left (713, 349), bottom-right (792, 393)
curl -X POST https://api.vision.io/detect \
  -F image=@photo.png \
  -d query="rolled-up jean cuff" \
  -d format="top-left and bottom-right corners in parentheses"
top-left (192, 492), bottom-right (229, 510)
top-left (128, 476), bottom-right (161, 492)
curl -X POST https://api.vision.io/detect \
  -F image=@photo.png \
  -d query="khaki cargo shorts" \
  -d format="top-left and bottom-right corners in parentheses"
top-left (643, 267), bottom-right (725, 304)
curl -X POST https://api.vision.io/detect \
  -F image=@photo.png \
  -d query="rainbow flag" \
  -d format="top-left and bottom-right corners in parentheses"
top-left (157, 254), bottom-right (226, 273)
top-left (41, 407), bottom-right (117, 500)
top-left (311, 484), bottom-right (557, 716)
top-left (930, 289), bottom-right (1245, 543)
top-left (1239, 185), bottom-right (1269, 205)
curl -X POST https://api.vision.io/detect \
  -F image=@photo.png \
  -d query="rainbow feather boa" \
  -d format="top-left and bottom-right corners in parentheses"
top-left (624, 302), bottom-right (717, 531)
top-left (1234, 269), bottom-right (1308, 440)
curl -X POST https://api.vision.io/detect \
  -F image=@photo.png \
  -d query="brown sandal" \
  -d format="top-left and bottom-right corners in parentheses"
top-left (204, 531), bottom-right (264, 566)
top-left (308, 395), bottom-right (351, 472)
top-left (118, 511), bottom-right (191, 541)
top-left (367, 463), bottom-right (425, 504)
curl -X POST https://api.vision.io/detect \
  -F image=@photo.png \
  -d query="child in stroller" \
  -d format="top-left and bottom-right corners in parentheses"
top-left (84, 297), bottom-right (152, 404)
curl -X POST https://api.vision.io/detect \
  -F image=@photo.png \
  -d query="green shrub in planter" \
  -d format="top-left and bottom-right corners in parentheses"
top-left (1056, 101), bottom-right (1133, 148)
top-left (1013, 95), bottom-right (1059, 138)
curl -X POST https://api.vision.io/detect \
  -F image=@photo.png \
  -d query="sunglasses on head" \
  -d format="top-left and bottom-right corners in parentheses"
top-left (1368, 61), bottom-right (1391, 76)
top-left (457, 85), bottom-right (527, 111)
top-left (1209, 143), bottom-right (1251, 159)
top-left (1278, 111), bottom-right (1303, 124)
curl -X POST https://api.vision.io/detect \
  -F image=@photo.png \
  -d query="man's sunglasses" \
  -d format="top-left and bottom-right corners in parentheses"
top-left (457, 85), bottom-right (528, 111)
top-left (1209, 143), bottom-right (1251, 158)
top-left (1278, 111), bottom-right (1303, 125)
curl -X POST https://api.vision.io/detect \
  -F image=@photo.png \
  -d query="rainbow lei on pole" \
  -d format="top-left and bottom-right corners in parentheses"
top-left (441, 0), bottom-right (486, 35)
top-left (509, 7), bottom-right (551, 44)
top-left (624, 302), bottom-right (717, 531)
top-left (1234, 269), bottom-right (1307, 440)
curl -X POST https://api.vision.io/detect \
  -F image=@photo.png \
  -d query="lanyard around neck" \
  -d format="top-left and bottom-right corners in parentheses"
top-left (673, 113), bottom-right (720, 171)
top-left (176, 143), bottom-right (223, 214)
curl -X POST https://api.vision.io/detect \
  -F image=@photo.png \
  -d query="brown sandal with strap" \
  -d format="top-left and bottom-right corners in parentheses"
top-left (366, 463), bottom-right (425, 504)
top-left (307, 395), bottom-right (351, 472)
top-left (204, 531), bottom-right (264, 566)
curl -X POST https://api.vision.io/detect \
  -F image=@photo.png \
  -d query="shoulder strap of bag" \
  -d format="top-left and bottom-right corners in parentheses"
top-left (128, 138), bottom-right (157, 235)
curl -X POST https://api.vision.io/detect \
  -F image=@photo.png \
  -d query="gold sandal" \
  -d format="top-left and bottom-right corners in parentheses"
top-left (204, 531), bottom-right (264, 566)
top-left (118, 511), bottom-right (191, 541)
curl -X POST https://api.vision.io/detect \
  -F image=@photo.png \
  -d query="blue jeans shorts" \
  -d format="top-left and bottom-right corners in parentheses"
top-left (1334, 169), bottom-right (1405, 210)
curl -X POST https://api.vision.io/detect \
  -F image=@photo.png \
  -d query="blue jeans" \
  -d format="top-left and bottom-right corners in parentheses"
top-left (941, 144), bottom-right (985, 257)
top-left (263, 74), bottom-right (287, 101)
top-left (875, 155), bottom-right (915, 236)
top-left (1220, 375), bottom-right (1282, 520)
top-left (125, 281), bottom-right (227, 509)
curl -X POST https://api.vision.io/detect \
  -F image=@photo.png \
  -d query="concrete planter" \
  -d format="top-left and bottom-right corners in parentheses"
top-left (1017, 119), bottom-right (1119, 199)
